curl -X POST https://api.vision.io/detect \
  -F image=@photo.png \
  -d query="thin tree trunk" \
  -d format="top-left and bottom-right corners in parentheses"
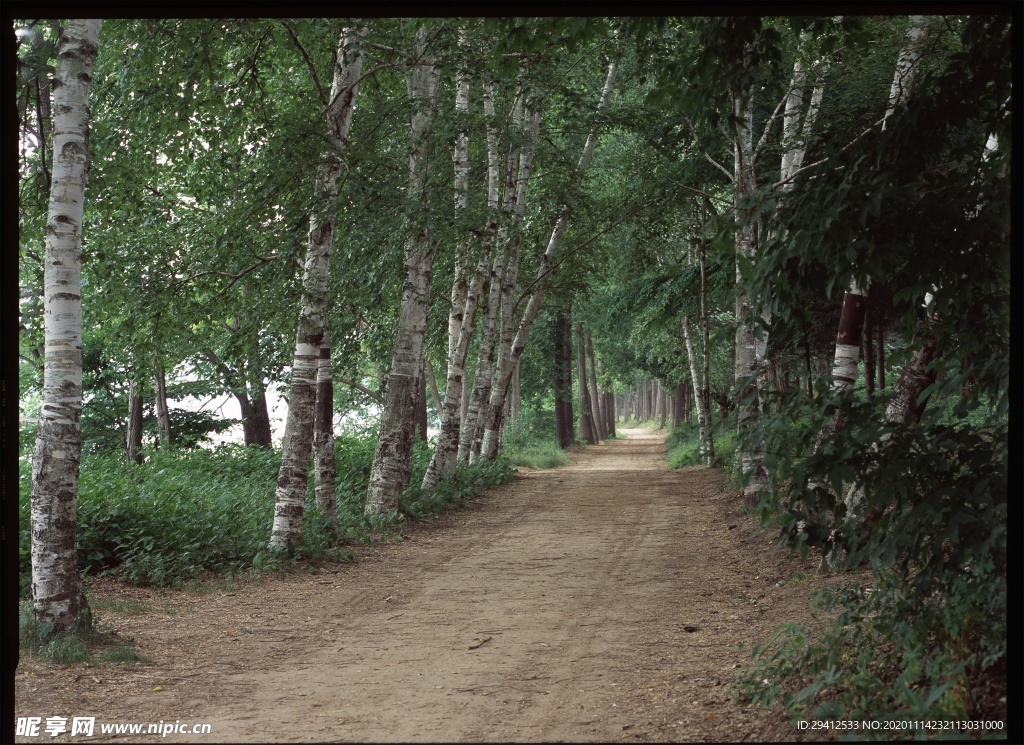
top-left (672, 383), bottom-right (684, 430)
top-left (422, 64), bottom-right (491, 487)
top-left (313, 328), bottom-right (337, 533)
top-left (30, 18), bottom-right (101, 632)
top-left (366, 29), bottom-right (440, 514)
top-left (577, 323), bottom-right (596, 444)
top-left (424, 357), bottom-right (442, 417)
top-left (271, 27), bottom-right (364, 548)
top-left (126, 378), bottom-right (143, 464)
top-left (683, 314), bottom-right (714, 466)
top-left (585, 331), bottom-right (604, 440)
top-left (477, 94), bottom-right (540, 459)
top-left (248, 385), bottom-right (273, 446)
top-left (460, 252), bottom-right (501, 466)
top-left (553, 317), bottom-right (570, 447)
top-left (553, 310), bottom-right (574, 448)
top-left (153, 356), bottom-right (172, 451)
top-left (455, 77), bottom-right (511, 467)
top-left (863, 292), bottom-right (875, 401)
top-left (416, 369), bottom-right (429, 443)
top-left (732, 57), bottom-right (769, 508)
top-left (877, 321), bottom-right (886, 390)
top-left (653, 379), bottom-right (663, 426)
top-left (479, 56), bottom-right (618, 460)
top-left (510, 357), bottom-right (521, 433)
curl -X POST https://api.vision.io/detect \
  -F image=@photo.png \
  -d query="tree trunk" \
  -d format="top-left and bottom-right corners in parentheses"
top-left (478, 56), bottom-right (618, 460)
top-left (577, 321), bottom-right (598, 440)
top-left (366, 29), bottom-right (440, 515)
top-left (829, 279), bottom-right (869, 391)
top-left (459, 252), bottom-right (501, 466)
top-left (421, 66), bottom-right (491, 490)
top-left (553, 310), bottom-right (574, 449)
top-left (683, 314), bottom-right (715, 467)
top-left (510, 356), bottom-right (521, 435)
top-left (876, 321), bottom-right (886, 390)
top-left (672, 383), bottom-right (685, 430)
top-left (248, 385), bottom-right (273, 446)
top-left (313, 328), bottom-right (337, 533)
top-left (126, 378), bottom-right (143, 464)
top-left (732, 65), bottom-right (767, 508)
top-left (585, 331), bottom-right (604, 440)
top-left (862, 292), bottom-right (875, 401)
top-left (477, 95), bottom-right (541, 460)
top-left (153, 356), bottom-right (172, 451)
top-left (271, 27), bottom-right (364, 548)
top-left (416, 368), bottom-right (429, 443)
top-left (30, 18), bottom-right (101, 633)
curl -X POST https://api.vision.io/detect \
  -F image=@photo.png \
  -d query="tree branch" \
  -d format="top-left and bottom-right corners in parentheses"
top-left (283, 24), bottom-right (328, 108)
top-left (339, 378), bottom-right (382, 404)
top-left (513, 208), bottom-right (638, 314)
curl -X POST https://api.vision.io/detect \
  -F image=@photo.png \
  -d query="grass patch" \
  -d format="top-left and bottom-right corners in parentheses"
top-left (503, 439), bottom-right (568, 469)
top-left (19, 602), bottom-right (147, 667)
top-left (666, 419), bottom-right (736, 468)
top-left (89, 598), bottom-right (149, 616)
top-left (101, 638), bottom-right (150, 664)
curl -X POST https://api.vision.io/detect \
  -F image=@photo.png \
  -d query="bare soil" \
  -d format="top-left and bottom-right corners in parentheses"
top-left (16, 428), bottom-right (850, 742)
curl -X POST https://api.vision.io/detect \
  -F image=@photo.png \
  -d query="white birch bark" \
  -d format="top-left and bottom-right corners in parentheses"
top-left (313, 328), bottom-right (337, 532)
top-left (153, 355), bottom-right (172, 450)
top-left (458, 80), bottom-right (517, 464)
top-left (682, 314), bottom-right (714, 465)
top-left (422, 59), bottom-right (487, 491)
top-left (30, 18), bottom-right (101, 632)
top-left (366, 28), bottom-right (441, 515)
top-left (825, 18), bottom-right (930, 401)
top-left (270, 27), bottom-right (364, 548)
top-left (732, 79), bottom-right (765, 508)
top-left (479, 56), bottom-right (618, 459)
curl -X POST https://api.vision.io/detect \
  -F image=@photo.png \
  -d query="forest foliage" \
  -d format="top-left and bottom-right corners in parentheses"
top-left (14, 10), bottom-right (1009, 730)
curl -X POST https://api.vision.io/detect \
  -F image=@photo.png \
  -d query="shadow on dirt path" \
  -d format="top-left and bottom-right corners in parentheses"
top-left (17, 428), bottom-right (838, 742)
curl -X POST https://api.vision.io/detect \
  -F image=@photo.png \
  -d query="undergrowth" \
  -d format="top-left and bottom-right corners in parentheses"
top-left (19, 435), bottom-right (516, 593)
top-left (665, 418), bottom-right (737, 469)
top-left (19, 601), bottom-right (149, 666)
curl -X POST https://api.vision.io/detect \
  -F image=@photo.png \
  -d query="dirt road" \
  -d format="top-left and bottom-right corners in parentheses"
top-left (17, 428), bottom-right (833, 742)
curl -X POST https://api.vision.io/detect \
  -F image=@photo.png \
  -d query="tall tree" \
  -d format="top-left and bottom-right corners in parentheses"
top-left (421, 43), bottom-right (489, 491)
top-left (313, 328), bottom-right (338, 533)
top-left (553, 308), bottom-right (575, 448)
top-left (270, 26), bottom-right (365, 549)
top-left (478, 52), bottom-right (619, 460)
top-left (30, 18), bottom-right (102, 632)
top-left (365, 25), bottom-right (441, 515)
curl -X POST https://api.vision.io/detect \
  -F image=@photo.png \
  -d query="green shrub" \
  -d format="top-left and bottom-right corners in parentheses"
top-left (665, 418), bottom-right (736, 468)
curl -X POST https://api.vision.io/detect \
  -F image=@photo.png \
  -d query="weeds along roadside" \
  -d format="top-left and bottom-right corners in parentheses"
top-left (662, 401), bottom-right (1007, 729)
top-left (16, 433), bottom-right (532, 598)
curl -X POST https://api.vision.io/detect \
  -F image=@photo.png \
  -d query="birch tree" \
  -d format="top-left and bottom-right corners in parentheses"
top-left (30, 18), bottom-right (101, 632)
top-left (313, 328), bottom-right (337, 532)
top-left (421, 45), bottom-right (490, 491)
top-left (270, 26), bottom-right (365, 549)
top-left (478, 53), bottom-right (618, 460)
top-left (824, 17), bottom-right (929, 402)
top-left (365, 26), bottom-right (441, 515)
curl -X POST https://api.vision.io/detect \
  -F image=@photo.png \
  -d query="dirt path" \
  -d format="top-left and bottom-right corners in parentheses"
top-left (17, 428), bottom-right (839, 742)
